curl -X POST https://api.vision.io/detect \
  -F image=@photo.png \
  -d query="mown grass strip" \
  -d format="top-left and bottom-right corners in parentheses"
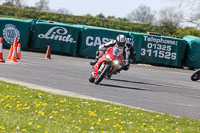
top-left (0, 80), bottom-right (200, 133)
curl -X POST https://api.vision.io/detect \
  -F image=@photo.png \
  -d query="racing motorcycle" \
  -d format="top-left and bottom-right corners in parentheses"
top-left (89, 47), bottom-right (123, 85)
top-left (191, 69), bottom-right (200, 81)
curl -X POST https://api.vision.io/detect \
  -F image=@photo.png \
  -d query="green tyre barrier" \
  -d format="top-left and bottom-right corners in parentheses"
top-left (130, 32), bottom-right (187, 67)
top-left (183, 35), bottom-right (200, 69)
top-left (0, 18), bottom-right (33, 50)
top-left (78, 25), bottom-right (129, 58)
top-left (30, 21), bottom-right (81, 56)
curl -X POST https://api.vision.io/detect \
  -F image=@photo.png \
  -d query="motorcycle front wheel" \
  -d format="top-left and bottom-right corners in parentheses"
top-left (89, 73), bottom-right (95, 83)
top-left (94, 64), bottom-right (110, 85)
top-left (191, 70), bottom-right (200, 81)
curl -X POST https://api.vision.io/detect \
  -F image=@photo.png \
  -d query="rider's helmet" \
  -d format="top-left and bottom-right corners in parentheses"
top-left (127, 38), bottom-right (133, 44)
top-left (116, 34), bottom-right (126, 48)
top-left (126, 38), bottom-right (133, 48)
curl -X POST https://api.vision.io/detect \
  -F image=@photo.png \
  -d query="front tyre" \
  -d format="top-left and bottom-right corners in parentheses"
top-left (191, 70), bottom-right (200, 81)
top-left (94, 64), bottom-right (110, 85)
top-left (89, 73), bottom-right (95, 83)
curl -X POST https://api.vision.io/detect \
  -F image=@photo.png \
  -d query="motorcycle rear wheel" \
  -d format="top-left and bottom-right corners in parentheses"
top-left (94, 64), bottom-right (110, 85)
top-left (191, 70), bottom-right (200, 81)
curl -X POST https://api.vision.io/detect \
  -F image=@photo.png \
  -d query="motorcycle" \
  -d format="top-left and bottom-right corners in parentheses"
top-left (191, 69), bottom-right (200, 81)
top-left (89, 47), bottom-right (123, 85)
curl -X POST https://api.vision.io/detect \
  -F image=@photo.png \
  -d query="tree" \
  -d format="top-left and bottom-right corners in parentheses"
top-left (2, 0), bottom-right (14, 6)
top-left (167, 0), bottom-right (200, 8)
top-left (167, 0), bottom-right (200, 28)
top-left (176, 27), bottom-right (200, 38)
top-left (116, 17), bottom-right (128, 21)
top-left (85, 13), bottom-right (93, 17)
top-left (24, 6), bottom-right (37, 10)
top-left (56, 8), bottom-right (71, 15)
top-left (95, 13), bottom-right (105, 18)
top-left (2, 0), bottom-right (25, 8)
top-left (35, 0), bottom-right (49, 11)
top-left (107, 16), bottom-right (116, 20)
top-left (184, 1), bottom-right (200, 28)
top-left (127, 4), bottom-right (155, 24)
top-left (188, 11), bottom-right (200, 28)
top-left (158, 7), bottom-right (183, 36)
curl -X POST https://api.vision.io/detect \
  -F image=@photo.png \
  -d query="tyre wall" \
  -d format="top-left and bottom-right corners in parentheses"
top-left (0, 18), bottom-right (196, 68)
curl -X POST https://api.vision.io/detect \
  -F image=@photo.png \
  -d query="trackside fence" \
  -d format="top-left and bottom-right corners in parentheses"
top-left (0, 18), bottom-right (200, 68)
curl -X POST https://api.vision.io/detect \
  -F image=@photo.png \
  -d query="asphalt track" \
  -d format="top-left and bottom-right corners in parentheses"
top-left (0, 49), bottom-right (200, 120)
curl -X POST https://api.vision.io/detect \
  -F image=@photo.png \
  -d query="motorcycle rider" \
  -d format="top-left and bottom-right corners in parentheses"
top-left (90, 34), bottom-right (136, 73)
top-left (123, 38), bottom-right (137, 65)
top-left (114, 37), bottom-right (136, 73)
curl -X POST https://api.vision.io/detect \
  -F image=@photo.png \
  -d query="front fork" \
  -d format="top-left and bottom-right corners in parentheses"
top-left (92, 62), bottom-right (105, 78)
top-left (98, 63), bottom-right (105, 74)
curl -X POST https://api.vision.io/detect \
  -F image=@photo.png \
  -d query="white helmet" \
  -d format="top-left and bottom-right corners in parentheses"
top-left (116, 34), bottom-right (126, 48)
top-left (127, 38), bottom-right (133, 44)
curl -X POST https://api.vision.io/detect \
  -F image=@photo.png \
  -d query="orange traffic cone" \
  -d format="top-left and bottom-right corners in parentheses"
top-left (7, 36), bottom-right (17, 61)
top-left (11, 45), bottom-right (17, 62)
top-left (13, 36), bottom-right (18, 48)
top-left (0, 37), bottom-right (5, 63)
top-left (45, 45), bottom-right (51, 59)
top-left (17, 43), bottom-right (21, 59)
top-left (7, 45), bottom-right (13, 61)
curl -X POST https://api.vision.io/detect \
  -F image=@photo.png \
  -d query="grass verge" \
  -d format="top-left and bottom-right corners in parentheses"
top-left (0, 80), bottom-right (200, 133)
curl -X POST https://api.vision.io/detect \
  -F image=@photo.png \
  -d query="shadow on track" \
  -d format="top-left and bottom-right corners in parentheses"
top-left (100, 78), bottom-right (163, 92)
top-left (100, 83), bottom-right (156, 92)
top-left (106, 78), bottom-right (165, 87)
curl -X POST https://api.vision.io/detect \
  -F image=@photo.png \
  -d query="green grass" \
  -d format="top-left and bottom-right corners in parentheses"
top-left (0, 81), bottom-right (200, 133)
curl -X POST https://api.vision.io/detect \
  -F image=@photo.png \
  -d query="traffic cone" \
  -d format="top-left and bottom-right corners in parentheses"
top-left (7, 36), bottom-right (17, 61)
top-left (45, 45), bottom-right (51, 59)
top-left (13, 36), bottom-right (18, 48)
top-left (10, 45), bottom-right (17, 62)
top-left (17, 43), bottom-right (21, 59)
top-left (7, 45), bottom-right (13, 61)
top-left (0, 37), bottom-right (5, 63)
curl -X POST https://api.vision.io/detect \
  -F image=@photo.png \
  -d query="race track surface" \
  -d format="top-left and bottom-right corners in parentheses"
top-left (0, 49), bottom-right (200, 119)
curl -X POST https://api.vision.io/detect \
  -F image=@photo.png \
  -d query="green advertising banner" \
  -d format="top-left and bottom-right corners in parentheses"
top-left (183, 35), bottom-right (200, 68)
top-left (0, 18), bottom-right (33, 49)
top-left (130, 32), bottom-right (187, 67)
top-left (78, 25), bottom-right (129, 58)
top-left (30, 21), bottom-right (81, 56)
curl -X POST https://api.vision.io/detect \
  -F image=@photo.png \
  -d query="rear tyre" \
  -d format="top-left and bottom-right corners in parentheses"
top-left (191, 70), bottom-right (200, 81)
top-left (89, 73), bottom-right (95, 83)
top-left (94, 64), bottom-right (110, 85)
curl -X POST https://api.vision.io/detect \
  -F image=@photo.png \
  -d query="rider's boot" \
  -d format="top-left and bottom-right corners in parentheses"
top-left (107, 74), bottom-right (112, 79)
top-left (116, 64), bottom-right (130, 73)
top-left (116, 69), bottom-right (122, 74)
